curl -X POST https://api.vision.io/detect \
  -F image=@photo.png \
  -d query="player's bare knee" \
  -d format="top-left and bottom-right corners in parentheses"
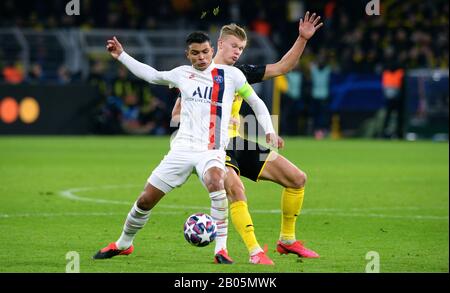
top-left (207, 182), bottom-right (224, 192)
top-left (207, 175), bottom-right (224, 191)
top-left (205, 169), bottom-right (225, 192)
top-left (289, 169), bottom-right (307, 189)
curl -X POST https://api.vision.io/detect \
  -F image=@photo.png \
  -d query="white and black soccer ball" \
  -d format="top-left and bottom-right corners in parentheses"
top-left (183, 213), bottom-right (217, 247)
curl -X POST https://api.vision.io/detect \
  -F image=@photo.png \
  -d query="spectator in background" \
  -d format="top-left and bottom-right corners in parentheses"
top-left (95, 90), bottom-right (123, 135)
top-left (119, 92), bottom-right (155, 135)
top-left (251, 9), bottom-right (271, 37)
top-left (380, 59), bottom-right (405, 139)
top-left (228, 0), bottom-right (241, 23)
top-left (26, 63), bottom-right (45, 84)
top-left (2, 61), bottom-right (24, 84)
top-left (89, 60), bottom-right (108, 98)
top-left (139, 95), bottom-right (169, 135)
top-left (281, 68), bottom-right (304, 135)
top-left (90, 60), bottom-right (118, 134)
top-left (57, 65), bottom-right (72, 84)
top-left (113, 65), bottom-right (137, 98)
top-left (310, 52), bottom-right (331, 139)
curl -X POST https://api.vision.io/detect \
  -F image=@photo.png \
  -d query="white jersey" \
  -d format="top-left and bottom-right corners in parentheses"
top-left (118, 52), bottom-right (275, 151)
top-left (166, 61), bottom-right (247, 151)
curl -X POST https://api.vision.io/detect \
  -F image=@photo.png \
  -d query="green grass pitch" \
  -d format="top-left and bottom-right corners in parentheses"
top-left (0, 136), bottom-right (448, 272)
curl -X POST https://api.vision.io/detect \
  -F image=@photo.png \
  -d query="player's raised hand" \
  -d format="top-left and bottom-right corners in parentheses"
top-left (299, 11), bottom-right (323, 40)
top-left (106, 36), bottom-right (124, 59)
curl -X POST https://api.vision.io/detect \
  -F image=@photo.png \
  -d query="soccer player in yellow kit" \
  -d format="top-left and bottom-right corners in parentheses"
top-left (172, 12), bottom-right (323, 264)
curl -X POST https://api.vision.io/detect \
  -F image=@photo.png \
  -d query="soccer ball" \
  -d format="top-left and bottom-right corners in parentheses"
top-left (183, 213), bottom-right (217, 247)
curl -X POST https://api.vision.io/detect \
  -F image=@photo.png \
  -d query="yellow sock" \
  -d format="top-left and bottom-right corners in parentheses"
top-left (230, 201), bottom-right (261, 254)
top-left (280, 187), bottom-right (304, 242)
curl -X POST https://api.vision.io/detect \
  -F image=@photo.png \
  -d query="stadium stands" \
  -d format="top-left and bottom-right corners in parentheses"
top-left (0, 0), bottom-right (448, 138)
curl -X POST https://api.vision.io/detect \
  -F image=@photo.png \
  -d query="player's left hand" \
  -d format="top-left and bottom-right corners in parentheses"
top-left (299, 11), bottom-right (323, 40)
top-left (276, 135), bottom-right (285, 149)
top-left (266, 133), bottom-right (285, 149)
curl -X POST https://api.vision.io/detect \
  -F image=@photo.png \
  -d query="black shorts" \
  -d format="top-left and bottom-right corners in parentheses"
top-left (225, 136), bottom-right (272, 181)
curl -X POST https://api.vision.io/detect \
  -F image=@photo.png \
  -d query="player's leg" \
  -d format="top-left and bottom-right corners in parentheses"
top-left (202, 165), bottom-right (232, 263)
top-left (197, 151), bottom-right (234, 263)
top-left (258, 154), bottom-right (319, 258)
top-left (94, 150), bottom-right (192, 260)
top-left (259, 153), bottom-right (305, 242)
top-left (224, 168), bottom-right (247, 203)
top-left (225, 166), bottom-right (273, 264)
top-left (93, 182), bottom-right (167, 259)
top-left (115, 181), bottom-right (167, 249)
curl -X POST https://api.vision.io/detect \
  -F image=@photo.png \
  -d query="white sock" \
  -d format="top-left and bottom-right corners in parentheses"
top-left (209, 190), bottom-right (228, 254)
top-left (116, 201), bottom-right (151, 249)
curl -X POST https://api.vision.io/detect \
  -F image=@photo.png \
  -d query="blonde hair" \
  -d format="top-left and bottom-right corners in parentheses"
top-left (219, 23), bottom-right (247, 41)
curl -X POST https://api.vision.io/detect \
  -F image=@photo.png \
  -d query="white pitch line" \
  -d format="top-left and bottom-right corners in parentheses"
top-left (59, 185), bottom-right (210, 210)
top-left (0, 212), bottom-right (123, 218)
top-left (0, 210), bottom-right (447, 220)
top-left (54, 185), bottom-right (449, 221)
top-left (0, 210), bottom-right (182, 219)
top-left (59, 185), bottom-right (138, 205)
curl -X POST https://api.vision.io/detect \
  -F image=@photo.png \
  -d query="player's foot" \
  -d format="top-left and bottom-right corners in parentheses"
top-left (214, 249), bottom-right (234, 264)
top-left (249, 245), bottom-right (274, 265)
top-left (93, 242), bottom-right (134, 259)
top-left (276, 240), bottom-right (319, 258)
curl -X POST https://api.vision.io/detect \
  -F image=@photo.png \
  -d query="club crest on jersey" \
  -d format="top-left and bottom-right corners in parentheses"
top-left (214, 75), bottom-right (224, 84)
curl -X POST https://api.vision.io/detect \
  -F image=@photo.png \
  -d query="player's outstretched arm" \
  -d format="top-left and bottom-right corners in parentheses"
top-left (106, 36), bottom-right (175, 86)
top-left (237, 82), bottom-right (283, 149)
top-left (263, 11), bottom-right (323, 80)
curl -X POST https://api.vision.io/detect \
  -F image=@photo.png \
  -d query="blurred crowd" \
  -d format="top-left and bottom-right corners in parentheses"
top-left (88, 61), bottom-right (177, 135)
top-left (0, 0), bottom-right (448, 136)
top-left (1, 0), bottom-right (448, 75)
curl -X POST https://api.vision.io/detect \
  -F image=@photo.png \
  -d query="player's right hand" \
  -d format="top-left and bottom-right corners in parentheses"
top-left (106, 36), bottom-right (124, 59)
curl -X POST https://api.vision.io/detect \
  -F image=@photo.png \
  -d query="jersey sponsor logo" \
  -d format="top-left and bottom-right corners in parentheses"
top-left (192, 86), bottom-right (213, 100)
top-left (187, 86), bottom-right (223, 106)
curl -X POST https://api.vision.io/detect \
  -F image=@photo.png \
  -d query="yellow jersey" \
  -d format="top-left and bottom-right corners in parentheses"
top-left (228, 94), bottom-right (244, 138)
top-left (228, 64), bottom-right (266, 138)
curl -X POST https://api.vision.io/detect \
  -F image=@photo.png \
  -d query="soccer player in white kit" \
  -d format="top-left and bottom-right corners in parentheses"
top-left (93, 32), bottom-right (278, 264)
